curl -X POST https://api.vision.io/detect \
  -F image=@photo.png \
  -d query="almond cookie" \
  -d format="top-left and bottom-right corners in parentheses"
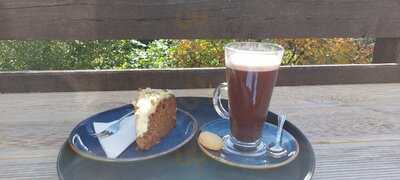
top-left (198, 131), bottom-right (223, 151)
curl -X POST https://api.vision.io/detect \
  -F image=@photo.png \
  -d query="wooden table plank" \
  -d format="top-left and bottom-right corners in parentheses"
top-left (1, 84), bottom-right (400, 179)
top-left (314, 141), bottom-right (400, 180)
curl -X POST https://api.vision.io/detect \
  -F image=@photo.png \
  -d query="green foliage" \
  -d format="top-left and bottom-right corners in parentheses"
top-left (123, 39), bottom-right (176, 69)
top-left (0, 39), bottom-right (374, 71)
top-left (0, 41), bottom-right (70, 70)
top-left (168, 39), bottom-right (231, 68)
top-left (0, 40), bottom-right (176, 70)
top-left (272, 38), bottom-right (373, 65)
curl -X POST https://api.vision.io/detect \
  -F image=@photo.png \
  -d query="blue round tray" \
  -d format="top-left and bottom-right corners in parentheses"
top-left (58, 97), bottom-right (315, 180)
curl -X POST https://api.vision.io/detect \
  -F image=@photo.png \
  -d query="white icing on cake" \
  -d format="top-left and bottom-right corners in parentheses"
top-left (133, 88), bottom-right (173, 137)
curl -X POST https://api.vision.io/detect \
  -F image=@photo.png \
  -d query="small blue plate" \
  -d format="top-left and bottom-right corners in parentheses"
top-left (198, 119), bottom-right (299, 169)
top-left (67, 104), bottom-right (198, 162)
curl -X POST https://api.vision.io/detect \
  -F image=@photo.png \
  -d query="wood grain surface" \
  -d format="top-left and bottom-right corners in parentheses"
top-left (1, 0), bottom-right (400, 39)
top-left (373, 38), bottom-right (400, 63)
top-left (1, 84), bottom-right (400, 179)
top-left (1, 64), bottom-right (400, 93)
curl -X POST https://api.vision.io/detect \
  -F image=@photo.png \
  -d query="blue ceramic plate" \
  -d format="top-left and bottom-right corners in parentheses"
top-left (198, 119), bottom-right (299, 169)
top-left (67, 104), bottom-right (198, 162)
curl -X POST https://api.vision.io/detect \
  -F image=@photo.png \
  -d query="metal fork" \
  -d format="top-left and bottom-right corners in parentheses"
top-left (91, 111), bottom-right (134, 139)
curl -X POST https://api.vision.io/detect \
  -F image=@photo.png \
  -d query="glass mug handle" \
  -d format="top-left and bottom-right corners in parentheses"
top-left (213, 82), bottom-right (230, 119)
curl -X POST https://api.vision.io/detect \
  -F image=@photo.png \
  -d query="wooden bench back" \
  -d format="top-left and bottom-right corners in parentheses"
top-left (0, 0), bottom-right (399, 93)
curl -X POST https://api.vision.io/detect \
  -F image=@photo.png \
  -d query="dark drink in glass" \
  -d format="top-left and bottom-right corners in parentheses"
top-left (213, 42), bottom-right (284, 155)
top-left (227, 67), bottom-right (279, 142)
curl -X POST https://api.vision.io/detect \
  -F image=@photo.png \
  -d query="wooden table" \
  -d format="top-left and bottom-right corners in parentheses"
top-left (1, 84), bottom-right (400, 180)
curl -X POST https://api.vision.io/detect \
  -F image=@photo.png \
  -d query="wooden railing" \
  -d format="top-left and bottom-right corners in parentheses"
top-left (0, 0), bottom-right (399, 93)
top-left (1, 64), bottom-right (399, 93)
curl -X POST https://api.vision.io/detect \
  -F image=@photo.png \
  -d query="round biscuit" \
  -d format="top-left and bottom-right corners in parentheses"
top-left (198, 131), bottom-right (223, 151)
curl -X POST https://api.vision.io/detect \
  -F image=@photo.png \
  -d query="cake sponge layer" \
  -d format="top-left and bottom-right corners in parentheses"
top-left (134, 88), bottom-right (176, 150)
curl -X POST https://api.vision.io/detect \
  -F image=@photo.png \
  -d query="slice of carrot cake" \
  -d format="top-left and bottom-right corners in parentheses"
top-left (133, 88), bottom-right (176, 150)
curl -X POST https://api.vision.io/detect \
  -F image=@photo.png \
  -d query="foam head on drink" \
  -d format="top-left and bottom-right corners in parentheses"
top-left (226, 52), bottom-right (282, 72)
top-left (226, 51), bottom-right (282, 143)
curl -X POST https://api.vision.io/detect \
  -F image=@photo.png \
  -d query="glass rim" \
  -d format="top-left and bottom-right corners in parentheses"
top-left (225, 42), bottom-right (284, 55)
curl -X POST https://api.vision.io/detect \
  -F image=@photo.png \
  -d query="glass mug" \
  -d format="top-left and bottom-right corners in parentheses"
top-left (213, 42), bottom-right (284, 156)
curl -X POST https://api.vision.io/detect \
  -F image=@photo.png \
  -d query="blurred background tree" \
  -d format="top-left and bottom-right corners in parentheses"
top-left (273, 38), bottom-right (373, 65)
top-left (0, 38), bottom-right (374, 71)
top-left (168, 39), bottom-right (230, 68)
